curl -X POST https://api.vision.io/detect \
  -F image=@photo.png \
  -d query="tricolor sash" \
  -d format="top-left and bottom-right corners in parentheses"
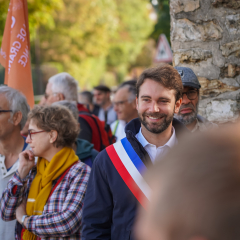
top-left (106, 137), bottom-right (151, 209)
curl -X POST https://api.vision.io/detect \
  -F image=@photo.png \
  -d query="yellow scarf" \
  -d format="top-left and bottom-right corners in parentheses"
top-left (22, 147), bottom-right (79, 240)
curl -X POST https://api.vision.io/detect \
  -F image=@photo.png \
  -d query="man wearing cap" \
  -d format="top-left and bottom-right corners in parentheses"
top-left (175, 66), bottom-right (217, 132)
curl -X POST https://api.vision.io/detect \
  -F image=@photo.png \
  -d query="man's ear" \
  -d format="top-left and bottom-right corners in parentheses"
top-left (174, 98), bottom-right (182, 114)
top-left (58, 93), bottom-right (65, 101)
top-left (12, 111), bottom-right (22, 127)
top-left (49, 130), bottom-right (58, 144)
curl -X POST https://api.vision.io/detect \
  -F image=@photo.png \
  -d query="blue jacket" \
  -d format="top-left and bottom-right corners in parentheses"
top-left (82, 118), bottom-right (188, 240)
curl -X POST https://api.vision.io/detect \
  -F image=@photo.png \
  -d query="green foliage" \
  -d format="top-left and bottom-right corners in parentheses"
top-left (0, 0), bottom-right (63, 43)
top-left (106, 0), bottom-right (153, 82)
top-left (28, 0), bottom-right (63, 38)
top-left (38, 0), bottom-right (118, 87)
top-left (0, 1), bottom-right (9, 45)
top-left (0, 0), bottom-right (154, 88)
top-left (150, 0), bottom-right (170, 43)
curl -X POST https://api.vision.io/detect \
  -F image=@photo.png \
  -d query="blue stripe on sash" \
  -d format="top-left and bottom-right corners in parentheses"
top-left (121, 138), bottom-right (147, 175)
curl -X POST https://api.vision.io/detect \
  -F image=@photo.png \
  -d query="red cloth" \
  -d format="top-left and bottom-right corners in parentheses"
top-left (77, 103), bottom-right (89, 113)
top-left (12, 186), bottom-right (18, 195)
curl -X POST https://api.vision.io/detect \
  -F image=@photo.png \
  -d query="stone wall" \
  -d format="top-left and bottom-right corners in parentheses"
top-left (170, 0), bottom-right (240, 123)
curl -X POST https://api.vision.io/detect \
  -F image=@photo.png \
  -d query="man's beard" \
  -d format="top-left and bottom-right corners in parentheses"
top-left (138, 110), bottom-right (174, 134)
top-left (175, 102), bottom-right (199, 125)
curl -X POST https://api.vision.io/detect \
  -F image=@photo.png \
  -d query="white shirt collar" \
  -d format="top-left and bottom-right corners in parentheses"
top-left (136, 126), bottom-right (177, 149)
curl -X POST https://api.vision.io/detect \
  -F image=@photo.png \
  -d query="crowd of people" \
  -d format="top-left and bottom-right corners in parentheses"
top-left (0, 63), bottom-right (239, 240)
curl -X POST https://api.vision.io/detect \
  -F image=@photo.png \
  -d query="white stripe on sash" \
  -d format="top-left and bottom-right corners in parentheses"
top-left (113, 141), bottom-right (151, 200)
top-left (27, 198), bottom-right (36, 202)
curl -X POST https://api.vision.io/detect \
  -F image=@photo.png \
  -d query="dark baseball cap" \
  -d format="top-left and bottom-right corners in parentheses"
top-left (175, 66), bottom-right (201, 89)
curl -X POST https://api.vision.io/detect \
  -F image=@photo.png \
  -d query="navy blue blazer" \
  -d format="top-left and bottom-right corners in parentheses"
top-left (82, 118), bottom-right (188, 240)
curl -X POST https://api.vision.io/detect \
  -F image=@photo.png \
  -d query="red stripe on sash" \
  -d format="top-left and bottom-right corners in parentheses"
top-left (106, 145), bottom-right (148, 209)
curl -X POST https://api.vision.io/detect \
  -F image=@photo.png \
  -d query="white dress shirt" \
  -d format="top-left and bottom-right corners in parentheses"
top-left (98, 105), bottom-right (117, 125)
top-left (135, 127), bottom-right (178, 162)
top-left (110, 120), bottom-right (126, 142)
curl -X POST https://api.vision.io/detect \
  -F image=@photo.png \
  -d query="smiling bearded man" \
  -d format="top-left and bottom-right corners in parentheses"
top-left (82, 63), bottom-right (189, 240)
top-left (139, 110), bottom-right (175, 134)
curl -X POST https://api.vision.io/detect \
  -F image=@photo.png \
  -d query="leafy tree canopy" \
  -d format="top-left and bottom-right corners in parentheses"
top-left (0, 0), bottom-right (63, 43)
top-left (38, 0), bottom-right (154, 87)
top-left (150, 0), bottom-right (170, 43)
top-left (0, 0), bottom-right (154, 88)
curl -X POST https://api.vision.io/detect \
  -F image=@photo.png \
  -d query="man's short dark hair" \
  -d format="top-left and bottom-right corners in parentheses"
top-left (120, 79), bottom-right (137, 88)
top-left (136, 63), bottom-right (183, 102)
top-left (80, 91), bottom-right (93, 104)
top-left (94, 85), bottom-right (111, 93)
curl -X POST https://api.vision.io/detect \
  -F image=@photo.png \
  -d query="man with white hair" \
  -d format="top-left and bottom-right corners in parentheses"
top-left (45, 72), bottom-right (79, 105)
top-left (44, 72), bottom-right (110, 151)
top-left (0, 86), bottom-right (30, 240)
top-left (44, 72), bottom-right (93, 143)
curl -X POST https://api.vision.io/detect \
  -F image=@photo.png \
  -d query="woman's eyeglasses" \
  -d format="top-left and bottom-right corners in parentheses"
top-left (28, 130), bottom-right (46, 140)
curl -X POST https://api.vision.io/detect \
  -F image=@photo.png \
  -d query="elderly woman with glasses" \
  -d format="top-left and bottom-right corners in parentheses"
top-left (0, 105), bottom-right (91, 240)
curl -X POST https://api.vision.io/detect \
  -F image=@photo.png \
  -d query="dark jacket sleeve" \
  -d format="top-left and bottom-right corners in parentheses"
top-left (78, 117), bottom-right (92, 143)
top-left (82, 152), bottom-right (113, 240)
top-left (91, 149), bottom-right (99, 162)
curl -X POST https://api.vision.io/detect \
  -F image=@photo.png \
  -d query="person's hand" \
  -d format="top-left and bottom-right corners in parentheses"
top-left (18, 150), bottom-right (35, 180)
top-left (16, 199), bottom-right (27, 224)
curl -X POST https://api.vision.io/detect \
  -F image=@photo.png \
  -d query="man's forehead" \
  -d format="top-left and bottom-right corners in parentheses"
top-left (0, 93), bottom-right (9, 108)
top-left (93, 89), bottom-right (104, 95)
top-left (138, 79), bottom-right (175, 98)
top-left (114, 87), bottom-right (129, 100)
top-left (46, 82), bottom-right (53, 93)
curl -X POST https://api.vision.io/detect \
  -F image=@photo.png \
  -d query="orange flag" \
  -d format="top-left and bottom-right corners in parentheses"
top-left (0, 0), bottom-right (34, 108)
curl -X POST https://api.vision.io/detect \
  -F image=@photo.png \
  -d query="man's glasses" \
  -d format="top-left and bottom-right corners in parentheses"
top-left (28, 130), bottom-right (46, 140)
top-left (113, 100), bottom-right (128, 107)
top-left (44, 92), bottom-right (59, 100)
top-left (0, 110), bottom-right (12, 113)
top-left (182, 90), bottom-right (198, 100)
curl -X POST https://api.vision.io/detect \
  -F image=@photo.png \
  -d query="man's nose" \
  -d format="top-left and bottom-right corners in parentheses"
top-left (182, 93), bottom-right (191, 104)
top-left (150, 102), bottom-right (160, 112)
top-left (113, 104), bottom-right (118, 111)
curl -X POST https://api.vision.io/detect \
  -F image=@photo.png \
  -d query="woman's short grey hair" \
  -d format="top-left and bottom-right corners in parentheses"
top-left (48, 72), bottom-right (79, 102)
top-left (53, 100), bottom-right (79, 121)
top-left (0, 85), bottom-right (30, 130)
